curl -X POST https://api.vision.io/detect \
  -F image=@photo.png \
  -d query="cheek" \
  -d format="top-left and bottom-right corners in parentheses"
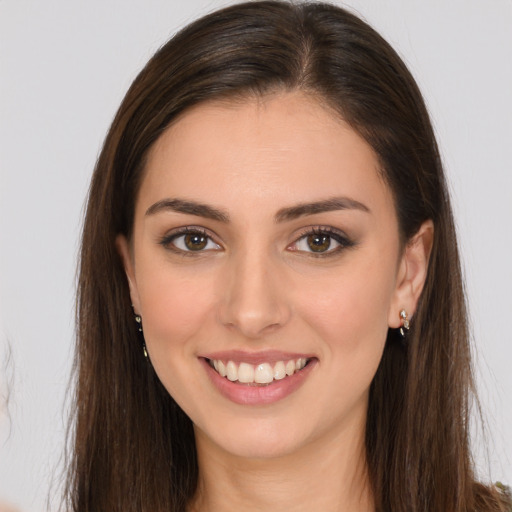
top-left (293, 256), bottom-right (396, 421)
top-left (297, 253), bottom-right (396, 356)
top-left (135, 265), bottom-right (219, 404)
top-left (136, 263), bottom-right (217, 353)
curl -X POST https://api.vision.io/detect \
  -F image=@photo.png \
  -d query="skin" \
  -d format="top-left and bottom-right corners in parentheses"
top-left (118, 92), bottom-right (433, 512)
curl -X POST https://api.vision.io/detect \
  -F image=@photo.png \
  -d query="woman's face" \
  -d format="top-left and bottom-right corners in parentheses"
top-left (119, 92), bottom-right (423, 460)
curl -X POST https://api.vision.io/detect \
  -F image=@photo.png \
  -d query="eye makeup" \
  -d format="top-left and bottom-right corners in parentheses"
top-left (158, 223), bottom-right (356, 259)
top-left (158, 226), bottom-right (222, 256)
top-left (288, 225), bottom-right (356, 257)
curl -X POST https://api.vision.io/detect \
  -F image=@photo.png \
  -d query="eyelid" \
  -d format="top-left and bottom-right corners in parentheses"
top-left (157, 224), bottom-right (355, 257)
top-left (288, 225), bottom-right (355, 256)
top-left (159, 226), bottom-right (222, 254)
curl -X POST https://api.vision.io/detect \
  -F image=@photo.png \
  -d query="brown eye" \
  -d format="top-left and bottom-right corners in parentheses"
top-left (184, 233), bottom-right (208, 251)
top-left (289, 228), bottom-right (353, 256)
top-left (162, 229), bottom-right (221, 253)
top-left (307, 234), bottom-right (332, 252)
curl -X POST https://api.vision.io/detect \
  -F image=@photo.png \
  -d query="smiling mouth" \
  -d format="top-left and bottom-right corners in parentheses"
top-left (207, 358), bottom-right (311, 385)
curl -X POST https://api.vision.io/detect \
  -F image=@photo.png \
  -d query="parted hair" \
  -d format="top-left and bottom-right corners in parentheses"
top-left (67, 2), bottom-right (510, 511)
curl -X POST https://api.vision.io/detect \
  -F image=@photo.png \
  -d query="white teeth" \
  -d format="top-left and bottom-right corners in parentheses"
top-left (254, 363), bottom-right (274, 384)
top-left (238, 362), bottom-right (255, 383)
top-left (273, 361), bottom-right (286, 380)
top-left (210, 357), bottom-right (309, 384)
top-left (226, 361), bottom-right (238, 381)
top-left (217, 360), bottom-right (227, 377)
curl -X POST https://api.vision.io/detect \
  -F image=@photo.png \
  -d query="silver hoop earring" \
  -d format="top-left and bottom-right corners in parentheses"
top-left (399, 309), bottom-right (410, 337)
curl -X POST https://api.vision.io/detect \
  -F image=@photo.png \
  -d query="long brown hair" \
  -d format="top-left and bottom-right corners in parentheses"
top-left (68, 2), bottom-right (510, 511)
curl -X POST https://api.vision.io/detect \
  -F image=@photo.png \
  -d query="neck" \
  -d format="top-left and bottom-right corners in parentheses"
top-left (189, 419), bottom-right (373, 512)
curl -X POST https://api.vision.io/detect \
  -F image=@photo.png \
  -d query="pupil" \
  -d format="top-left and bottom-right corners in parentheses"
top-left (308, 234), bottom-right (330, 252)
top-left (185, 233), bottom-right (207, 250)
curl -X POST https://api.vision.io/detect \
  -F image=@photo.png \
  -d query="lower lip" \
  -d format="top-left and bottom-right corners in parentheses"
top-left (200, 358), bottom-right (317, 406)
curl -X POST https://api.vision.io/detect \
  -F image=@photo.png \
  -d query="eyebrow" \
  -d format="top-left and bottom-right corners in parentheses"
top-left (145, 198), bottom-right (230, 222)
top-left (145, 196), bottom-right (369, 223)
top-left (274, 197), bottom-right (370, 222)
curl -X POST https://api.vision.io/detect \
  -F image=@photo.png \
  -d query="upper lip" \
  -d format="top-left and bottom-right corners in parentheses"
top-left (200, 350), bottom-right (315, 365)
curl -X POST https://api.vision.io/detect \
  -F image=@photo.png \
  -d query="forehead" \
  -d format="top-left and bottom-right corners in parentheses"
top-left (138, 92), bottom-right (393, 219)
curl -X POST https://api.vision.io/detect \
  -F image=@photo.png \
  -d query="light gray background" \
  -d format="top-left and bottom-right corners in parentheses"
top-left (1, 1), bottom-right (511, 510)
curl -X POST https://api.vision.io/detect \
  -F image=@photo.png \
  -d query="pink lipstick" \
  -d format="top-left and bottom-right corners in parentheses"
top-left (200, 350), bottom-right (317, 405)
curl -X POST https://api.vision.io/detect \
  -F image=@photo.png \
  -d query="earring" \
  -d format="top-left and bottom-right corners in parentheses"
top-left (399, 309), bottom-right (410, 337)
top-left (134, 314), bottom-right (148, 359)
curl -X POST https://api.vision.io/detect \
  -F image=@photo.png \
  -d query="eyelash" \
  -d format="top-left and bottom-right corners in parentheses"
top-left (159, 227), bottom-right (220, 256)
top-left (159, 226), bottom-right (355, 257)
top-left (289, 226), bottom-right (355, 257)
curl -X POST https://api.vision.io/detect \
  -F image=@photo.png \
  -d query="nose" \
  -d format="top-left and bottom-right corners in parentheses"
top-left (218, 247), bottom-right (291, 339)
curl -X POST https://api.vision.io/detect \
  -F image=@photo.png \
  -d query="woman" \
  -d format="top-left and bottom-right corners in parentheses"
top-left (67, 1), bottom-right (511, 511)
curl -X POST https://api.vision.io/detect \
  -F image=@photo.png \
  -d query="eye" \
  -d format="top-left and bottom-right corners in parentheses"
top-left (161, 228), bottom-right (221, 253)
top-left (295, 233), bottom-right (340, 253)
top-left (289, 227), bottom-right (353, 255)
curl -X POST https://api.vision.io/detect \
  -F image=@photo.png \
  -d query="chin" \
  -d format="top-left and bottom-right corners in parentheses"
top-left (194, 418), bottom-right (311, 460)
top-left (218, 436), bottom-right (302, 460)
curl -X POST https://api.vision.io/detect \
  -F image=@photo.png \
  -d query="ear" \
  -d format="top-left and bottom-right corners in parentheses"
top-left (116, 234), bottom-right (141, 314)
top-left (388, 220), bottom-right (434, 328)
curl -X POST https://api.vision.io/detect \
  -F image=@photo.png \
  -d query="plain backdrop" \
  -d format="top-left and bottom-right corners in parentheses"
top-left (1, 1), bottom-right (511, 510)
